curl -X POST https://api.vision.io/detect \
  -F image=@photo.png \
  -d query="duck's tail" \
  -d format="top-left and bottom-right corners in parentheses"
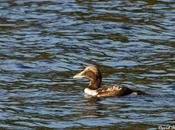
top-left (131, 89), bottom-right (150, 96)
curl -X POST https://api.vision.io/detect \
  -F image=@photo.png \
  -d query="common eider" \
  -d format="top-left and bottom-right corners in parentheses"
top-left (73, 66), bottom-right (148, 97)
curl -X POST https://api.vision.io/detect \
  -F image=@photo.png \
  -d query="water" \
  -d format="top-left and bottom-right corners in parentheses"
top-left (0, 0), bottom-right (175, 129)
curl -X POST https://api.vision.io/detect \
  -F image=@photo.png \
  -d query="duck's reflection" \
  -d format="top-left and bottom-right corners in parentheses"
top-left (83, 96), bottom-right (102, 104)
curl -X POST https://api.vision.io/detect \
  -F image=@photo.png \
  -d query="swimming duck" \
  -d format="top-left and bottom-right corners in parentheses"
top-left (73, 66), bottom-right (148, 97)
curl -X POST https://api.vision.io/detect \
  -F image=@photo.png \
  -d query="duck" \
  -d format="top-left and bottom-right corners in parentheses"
top-left (73, 65), bottom-right (148, 97)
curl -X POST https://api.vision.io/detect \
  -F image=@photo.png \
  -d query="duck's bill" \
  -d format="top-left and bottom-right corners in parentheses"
top-left (73, 71), bottom-right (85, 78)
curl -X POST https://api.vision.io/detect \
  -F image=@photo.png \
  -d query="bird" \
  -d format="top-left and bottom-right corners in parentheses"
top-left (73, 65), bottom-right (148, 97)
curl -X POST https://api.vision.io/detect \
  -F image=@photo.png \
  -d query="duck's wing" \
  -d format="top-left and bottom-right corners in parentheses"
top-left (96, 85), bottom-right (133, 97)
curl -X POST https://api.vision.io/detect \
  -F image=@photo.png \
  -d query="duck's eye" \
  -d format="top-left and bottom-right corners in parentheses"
top-left (85, 71), bottom-right (95, 79)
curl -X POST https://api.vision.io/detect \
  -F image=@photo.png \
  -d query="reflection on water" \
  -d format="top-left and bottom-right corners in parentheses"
top-left (0, 0), bottom-right (175, 129)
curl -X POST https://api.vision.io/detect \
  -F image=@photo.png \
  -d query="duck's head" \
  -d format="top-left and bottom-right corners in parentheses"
top-left (73, 66), bottom-right (102, 90)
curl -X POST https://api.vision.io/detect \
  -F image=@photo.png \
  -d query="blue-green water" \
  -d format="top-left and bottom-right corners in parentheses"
top-left (0, 0), bottom-right (175, 129)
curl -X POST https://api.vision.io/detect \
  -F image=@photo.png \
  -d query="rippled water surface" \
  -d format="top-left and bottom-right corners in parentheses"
top-left (0, 0), bottom-right (175, 129)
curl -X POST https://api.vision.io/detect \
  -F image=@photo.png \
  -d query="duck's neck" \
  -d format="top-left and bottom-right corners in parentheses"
top-left (88, 78), bottom-right (101, 90)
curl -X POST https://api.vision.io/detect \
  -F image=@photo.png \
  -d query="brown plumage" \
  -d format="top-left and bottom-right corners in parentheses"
top-left (73, 66), bottom-right (148, 97)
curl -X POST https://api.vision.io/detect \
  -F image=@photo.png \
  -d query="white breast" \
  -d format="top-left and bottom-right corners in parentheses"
top-left (84, 88), bottom-right (98, 96)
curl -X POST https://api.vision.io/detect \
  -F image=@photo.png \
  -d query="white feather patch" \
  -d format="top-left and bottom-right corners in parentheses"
top-left (84, 88), bottom-right (98, 96)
